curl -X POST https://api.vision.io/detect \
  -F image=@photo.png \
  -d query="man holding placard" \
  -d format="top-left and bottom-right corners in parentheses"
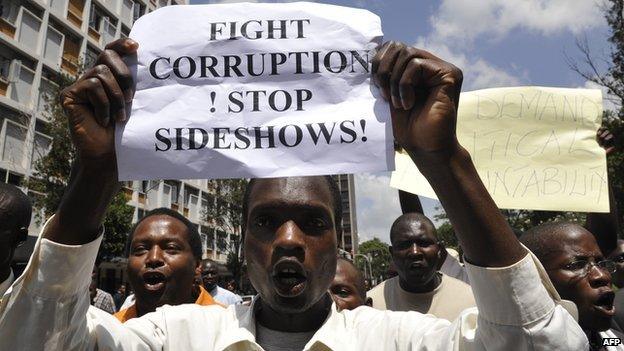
top-left (0, 3), bottom-right (586, 350)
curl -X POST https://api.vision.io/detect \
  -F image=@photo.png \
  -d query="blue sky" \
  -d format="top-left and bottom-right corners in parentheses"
top-left (190, 0), bottom-right (613, 243)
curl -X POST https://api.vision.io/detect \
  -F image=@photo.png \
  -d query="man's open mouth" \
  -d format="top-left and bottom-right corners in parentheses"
top-left (593, 290), bottom-right (616, 317)
top-left (272, 259), bottom-right (307, 297)
top-left (142, 271), bottom-right (167, 291)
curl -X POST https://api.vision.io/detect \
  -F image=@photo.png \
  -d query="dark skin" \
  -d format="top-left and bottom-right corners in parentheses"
top-left (246, 177), bottom-right (337, 332)
top-left (608, 240), bottom-right (624, 288)
top-left (127, 214), bottom-right (200, 317)
top-left (200, 260), bottom-right (219, 292)
top-left (390, 215), bottom-right (443, 293)
top-left (542, 225), bottom-right (614, 333)
top-left (45, 38), bottom-right (526, 334)
top-left (329, 259), bottom-right (372, 311)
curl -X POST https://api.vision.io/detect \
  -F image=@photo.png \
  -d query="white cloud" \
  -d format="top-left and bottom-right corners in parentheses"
top-left (430, 0), bottom-right (605, 47)
top-left (414, 38), bottom-right (523, 90)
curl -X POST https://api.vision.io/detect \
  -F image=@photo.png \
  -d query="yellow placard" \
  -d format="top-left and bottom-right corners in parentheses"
top-left (390, 86), bottom-right (608, 212)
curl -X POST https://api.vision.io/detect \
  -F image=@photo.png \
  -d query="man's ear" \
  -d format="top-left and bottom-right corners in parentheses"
top-left (365, 297), bottom-right (373, 307)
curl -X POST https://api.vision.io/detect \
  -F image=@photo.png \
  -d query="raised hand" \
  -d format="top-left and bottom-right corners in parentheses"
top-left (597, 127), bottom-right (616, 156)
top-left (372, 41), bottom-right (463, 164)
top-left (60, 38), bottom-right (137, 170)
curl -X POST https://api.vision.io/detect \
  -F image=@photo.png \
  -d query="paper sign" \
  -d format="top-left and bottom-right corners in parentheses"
top-left (115, 2), bottom-right (393, 180)
top-left (391, 87), bottom-right (608, 212)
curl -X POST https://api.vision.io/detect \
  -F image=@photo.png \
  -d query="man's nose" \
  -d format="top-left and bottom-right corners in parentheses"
top-left (588, 264), bottom-right (612, 287)
top-left (406, 243), bottom-right (423, 258)
top-left (145, 246), bottom-right (165, 268)
top-left (273, 220), bottom-right (305, 260)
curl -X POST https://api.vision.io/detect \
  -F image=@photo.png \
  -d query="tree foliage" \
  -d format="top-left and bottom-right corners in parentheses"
top-left (356, 238), bottom-right (392, 282)
top-left (25, 71), bottom-right (133, 260)
top-left (202, 178), bottom-right (249, 285)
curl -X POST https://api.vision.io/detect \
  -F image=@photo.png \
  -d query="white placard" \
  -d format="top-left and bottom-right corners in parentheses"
top-left (116, 2), bottom-right (393, 180)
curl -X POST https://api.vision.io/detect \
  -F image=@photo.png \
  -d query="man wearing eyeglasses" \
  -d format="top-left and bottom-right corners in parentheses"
top-left (0, 183), bottom-right (31, 298)
top-left (521, 222), bottom-right (624, 350)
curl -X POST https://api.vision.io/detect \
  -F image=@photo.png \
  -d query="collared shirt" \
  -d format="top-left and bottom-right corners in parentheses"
top-left (115, 285), bottom-right (218, 323)
top-left (210, 285), bottom-right (243, 306)
top-left (0, 230), bottom-right (588, 350)
top-left (92, 288), bottom-right (116, 314)
top-left (0, 269), bottom-right (13, 298)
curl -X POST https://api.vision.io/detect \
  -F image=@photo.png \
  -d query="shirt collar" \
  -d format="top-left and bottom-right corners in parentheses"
top-left (218, 294), bottom-right (351, 351)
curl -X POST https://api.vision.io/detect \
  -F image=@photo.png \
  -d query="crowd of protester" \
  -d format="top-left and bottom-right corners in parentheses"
top-left (0, 37), bottom-right (621, 350)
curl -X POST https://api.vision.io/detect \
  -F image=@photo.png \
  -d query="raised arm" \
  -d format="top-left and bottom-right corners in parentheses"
top-left (373, 41), bottom-right (587, 350)
top-left (0, 39), bottom-right (163, 351)
top-left (585, 127), bottom-right (620, 255)
top-left (45, 39), bottom-right (137, 245)
top-left (373, 42), bottom-right (524, 267)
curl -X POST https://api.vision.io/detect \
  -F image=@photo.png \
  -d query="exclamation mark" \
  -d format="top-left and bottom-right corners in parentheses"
top-left (210, 92), bottom-right (216, 113)
top-left (360, 119), bottom-right (367, 142)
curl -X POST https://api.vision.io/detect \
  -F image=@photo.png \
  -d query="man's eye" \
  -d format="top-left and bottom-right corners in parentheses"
top-left (565, 260), bottom-right (588, 271)
top-left (131, 246), bottom-right (147, 255)
top-left (254, 215), bottom-right (273, 227)
top-left (165, 244), bottom-right (181, 252)
top-left (307, 218), bottom-right (328, 228)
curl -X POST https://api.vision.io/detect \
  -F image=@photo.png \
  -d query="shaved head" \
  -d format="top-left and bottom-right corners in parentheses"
top-left (519, 222), bottom-right (584, 263)
top-left (390, 213), bottom-right (436, 244)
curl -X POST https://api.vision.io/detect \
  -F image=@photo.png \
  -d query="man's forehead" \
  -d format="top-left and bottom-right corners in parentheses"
top-left (133, 215), bottom-right (188, 241)
top-left (394, 221), bottom-right (435, 241)
top-left (249, 177), bottom-right (333, 210)
top-left (548, 230), bottom-right (602, 260)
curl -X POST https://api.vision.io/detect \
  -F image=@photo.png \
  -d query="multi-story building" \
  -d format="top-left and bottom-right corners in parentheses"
top-left (333, 174), bottom-right (358, 255)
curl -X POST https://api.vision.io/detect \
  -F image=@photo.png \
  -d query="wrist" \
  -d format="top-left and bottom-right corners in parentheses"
top-left (408, 144), bottom-right (472, 178)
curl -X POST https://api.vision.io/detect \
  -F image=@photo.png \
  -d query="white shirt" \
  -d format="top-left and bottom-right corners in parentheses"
top-left (440, 254), bottom-right (470, 285)
top-left (0, 230), bottom-right (588, 350)
top-left (0, 269), bottom-right (13, 297)
top-left (210, 285), bottom-right (243, 306)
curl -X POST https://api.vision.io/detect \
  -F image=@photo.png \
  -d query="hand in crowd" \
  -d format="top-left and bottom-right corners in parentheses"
top-left (372, 41), bottom-right (463, 163)
top-left (597, 127), bottom-right (616, 155)
top-left (60, 39), bottom-right (137, 171)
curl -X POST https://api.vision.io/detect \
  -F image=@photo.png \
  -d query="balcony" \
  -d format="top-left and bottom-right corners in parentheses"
top-left (61, 37), bottom-right (80, 76)
top-left (67, 0), bottom-right (84, 28)
top-left (100, 17), bottom-right (116, 46)
top-left (0, 18), bottom-right (15, 38)
top-left (49, 0), bottom-right (67, 17)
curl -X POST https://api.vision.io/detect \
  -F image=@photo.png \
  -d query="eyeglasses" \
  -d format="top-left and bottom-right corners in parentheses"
top-left (611, 254), bottom-right (624, 263)
top-left (562, 259), bottom-right (617, 277)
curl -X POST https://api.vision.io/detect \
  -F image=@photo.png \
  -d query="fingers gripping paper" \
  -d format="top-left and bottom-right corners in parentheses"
top-left (391, 87), bottom-right (608, 212)
top-left (116, 3), bottom-right (393, 180)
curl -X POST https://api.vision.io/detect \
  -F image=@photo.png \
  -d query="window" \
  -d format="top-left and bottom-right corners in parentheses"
top-left (31, 132), bottom-right (52, 168)
top-left (0, 0), bottom-right (19, 24)
top-left (137, 208), bottom-right (146, 219)
top-left (84, 46), bottom-right (99, 69)
top-left (132, 1), bottom-right (144, 23)
top-left (2, 120), bottom-right (27, 167)
top-left (216, 230), bottom-right (227, 252)
top-left (0, 55), bottom-right (11, 81)
top-left (88, 4), bottom-right (102, 30)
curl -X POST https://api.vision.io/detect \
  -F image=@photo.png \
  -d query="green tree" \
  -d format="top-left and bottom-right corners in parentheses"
top-left (25, 71), bottom-right (134, 260)
top-left (356, 238), bottom-right (391, 282)
top-left (203, 178), bottom-right (249, 286)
